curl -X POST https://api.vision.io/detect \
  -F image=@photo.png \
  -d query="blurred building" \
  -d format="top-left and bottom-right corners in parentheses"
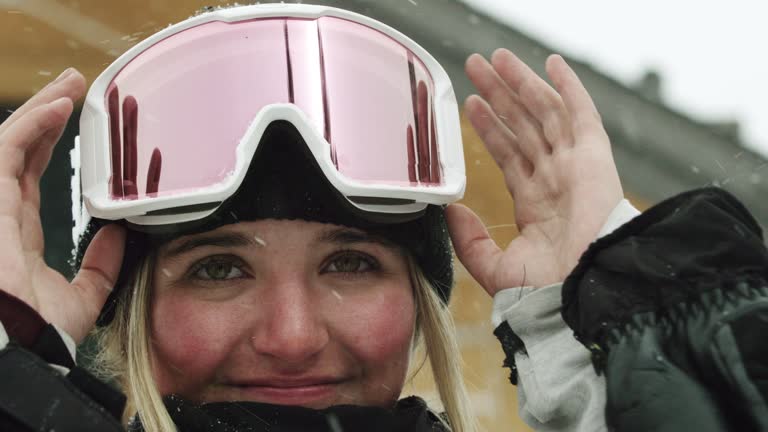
top-left (2, 0), bottom-right (766, 431)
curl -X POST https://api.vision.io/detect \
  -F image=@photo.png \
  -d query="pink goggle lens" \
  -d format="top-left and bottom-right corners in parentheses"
top-left (105, 16), bottom-right (441, 201)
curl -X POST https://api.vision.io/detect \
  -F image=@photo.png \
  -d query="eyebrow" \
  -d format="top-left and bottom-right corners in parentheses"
top-left (317, 227), bottom-right (399, 250)
top-left (162, 232), bottom-right (256, 258)
top-left (162, 226), bottom-right (400, 259)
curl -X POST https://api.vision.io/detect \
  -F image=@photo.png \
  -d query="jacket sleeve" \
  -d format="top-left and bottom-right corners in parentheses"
top-left (491, 199), bottom-right (640, 432)
top-left (0, 290), bottom-right (126, 432)
top-left (562, 187), bottom-right (768, 431)
top-left (493, 284), bottom-right (607, 431)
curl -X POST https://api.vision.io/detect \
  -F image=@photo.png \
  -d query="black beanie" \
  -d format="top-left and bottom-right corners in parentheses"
top-left (73, 121), bottom-right (454, 326)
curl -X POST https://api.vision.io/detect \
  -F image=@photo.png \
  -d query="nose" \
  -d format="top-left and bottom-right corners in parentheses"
top-left (249, 278), bottom-right (330, 365)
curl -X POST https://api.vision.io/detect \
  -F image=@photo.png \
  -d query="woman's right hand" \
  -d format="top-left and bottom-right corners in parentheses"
top-left (0, 68), bottom-right (125, 343)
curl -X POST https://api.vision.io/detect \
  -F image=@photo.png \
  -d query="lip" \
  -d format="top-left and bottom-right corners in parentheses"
top-left (226, 377), bottom-right (348, 406)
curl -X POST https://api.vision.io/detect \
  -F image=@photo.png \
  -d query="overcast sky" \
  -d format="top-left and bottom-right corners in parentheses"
top-left (460, 0), bottom-right (767, 157)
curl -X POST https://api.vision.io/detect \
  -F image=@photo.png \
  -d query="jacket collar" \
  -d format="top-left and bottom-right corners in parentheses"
top-left (129, 395), bottom-right (450, 432)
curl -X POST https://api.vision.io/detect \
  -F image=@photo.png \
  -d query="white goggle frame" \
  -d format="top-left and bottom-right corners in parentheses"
top-left (74, 4), bottom-right (465, 231)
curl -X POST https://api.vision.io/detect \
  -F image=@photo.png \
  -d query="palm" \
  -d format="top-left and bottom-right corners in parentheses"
top-left (0, 70), bottom-right (125, 343)
top-left (447, 51), bottom-right (623, 296)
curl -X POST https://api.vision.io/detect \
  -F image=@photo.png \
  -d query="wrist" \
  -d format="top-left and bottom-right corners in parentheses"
top-left (0, 289), bottom-right (47, 348)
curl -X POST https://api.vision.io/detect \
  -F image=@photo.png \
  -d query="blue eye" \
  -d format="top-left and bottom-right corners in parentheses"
top-left (192, 257), bottom-right (245, 281)
top-left (324, 252), bottom-right (377, 273)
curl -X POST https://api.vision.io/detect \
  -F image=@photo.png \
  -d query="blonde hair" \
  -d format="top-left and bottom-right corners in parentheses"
top-left (89, 254), bottom-right (478, 432)
top-left (409, 258), bottom-right (479, 432)
top-left (90, 254), bottom-right (176, 431)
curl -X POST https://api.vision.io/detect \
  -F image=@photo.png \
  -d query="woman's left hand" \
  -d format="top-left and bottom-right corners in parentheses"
top-left (446, 49), bottom-right (624, 297)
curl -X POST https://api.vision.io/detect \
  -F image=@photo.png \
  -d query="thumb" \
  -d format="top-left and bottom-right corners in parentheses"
top-left (71, 224), bottom-right (126, 324)
top-left (445, 203), bottom-right (503, 296)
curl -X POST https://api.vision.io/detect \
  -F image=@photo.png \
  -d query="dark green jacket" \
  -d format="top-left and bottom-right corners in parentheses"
top-left (561, 188), bottom-right (768, 431)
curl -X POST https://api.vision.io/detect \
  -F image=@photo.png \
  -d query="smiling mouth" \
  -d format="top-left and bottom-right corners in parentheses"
top-left (227, 379), bottom-right (348, 406)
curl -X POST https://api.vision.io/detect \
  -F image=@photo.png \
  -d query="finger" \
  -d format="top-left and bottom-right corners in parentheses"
top-left (21, 104), bottom-right (74, 210)
top-left (464, 94), bottom-right (533, 182)
top-left (122, 96), bottom-right (139, 197)
top-left (446, 203), bottom-right (503, 295)
top-left (546, 54), bottom-right (607, 144)
top-left (0, 69), bottom-right (85, 136)
top-left (465, 53), bottom-right (550, 161)
top-left (17, 125), bottom-right (70, 255)
top-left (24, 110), bottom-right (71, 181)
top-left (15, 99), bottom-right (72, 252)
top-left (0, 97), bottom-right (73, 180)
top-left (406, 125), bottom-right (417, 183)
top-left (492, 49), bottom-right (573, 149)
top-left (416, 81), bottom-right (430, 182)
top-left (71, 224), bottom-right (127, 320)
top-left (7, 119), bottom-right (71, 263)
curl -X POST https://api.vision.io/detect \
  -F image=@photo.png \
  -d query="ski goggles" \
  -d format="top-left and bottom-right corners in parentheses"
top-left (74, 4), bottom-right (464, 231)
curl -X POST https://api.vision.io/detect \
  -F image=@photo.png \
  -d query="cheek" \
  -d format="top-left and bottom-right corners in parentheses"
top-left (336, 285), bottom-right (416, 380)
top-left (151, 294), bottom-right (243, 396)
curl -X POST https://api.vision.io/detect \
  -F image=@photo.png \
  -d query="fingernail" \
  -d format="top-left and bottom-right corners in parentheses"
top-left (54, 67), bottom-right (74, 83)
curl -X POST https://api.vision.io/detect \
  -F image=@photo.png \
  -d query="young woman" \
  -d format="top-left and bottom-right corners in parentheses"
top-left (1, 4), bottom-right (765, 432)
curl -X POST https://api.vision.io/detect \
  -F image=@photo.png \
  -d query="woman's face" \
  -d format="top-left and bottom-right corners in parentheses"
top-left (149, 219), bottom-right (416, 409)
